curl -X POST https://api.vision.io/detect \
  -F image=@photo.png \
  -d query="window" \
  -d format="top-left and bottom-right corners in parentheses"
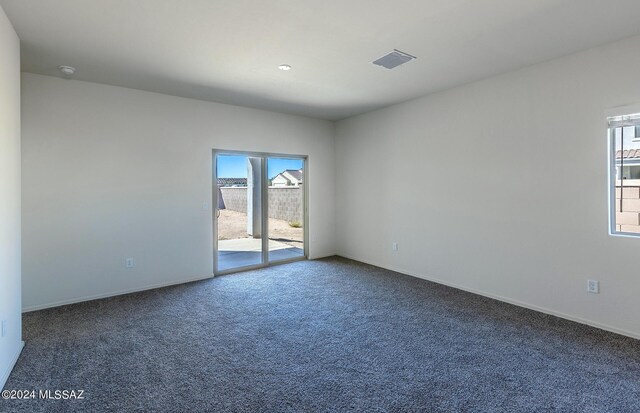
top-left (609, 113), bottom-right (640, 235)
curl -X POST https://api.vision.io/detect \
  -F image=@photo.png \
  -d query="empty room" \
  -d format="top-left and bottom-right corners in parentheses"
top-left (1, 1), bottom-right (639, 412)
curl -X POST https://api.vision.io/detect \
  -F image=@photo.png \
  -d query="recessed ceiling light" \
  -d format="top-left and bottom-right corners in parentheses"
top-left (58, 65), bottom-right (76, 77)
top-left (278, 64), bottom-right (292, 71)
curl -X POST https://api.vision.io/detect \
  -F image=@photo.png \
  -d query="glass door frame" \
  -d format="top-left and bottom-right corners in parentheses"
top-left (212, 149), bottom-right (308, 275)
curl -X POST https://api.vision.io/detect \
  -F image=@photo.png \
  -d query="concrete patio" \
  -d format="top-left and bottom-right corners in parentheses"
top-left (217, 238), bottom-right (304, 272)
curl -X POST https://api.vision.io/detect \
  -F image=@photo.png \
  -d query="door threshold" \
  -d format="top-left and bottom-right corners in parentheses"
top-left (215, 256), bottom-right (307, 276)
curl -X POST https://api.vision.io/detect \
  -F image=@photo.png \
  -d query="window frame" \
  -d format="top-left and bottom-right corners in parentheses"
top-left (607, 105), bottom-right (640, 238)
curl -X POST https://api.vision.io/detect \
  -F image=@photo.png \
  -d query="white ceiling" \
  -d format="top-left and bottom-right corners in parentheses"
top-left (3, 0), bottom-right (640, 120)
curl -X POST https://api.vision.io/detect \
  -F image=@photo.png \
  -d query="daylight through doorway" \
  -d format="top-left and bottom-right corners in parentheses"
top-left (214, 151), bottom-right (306, 273)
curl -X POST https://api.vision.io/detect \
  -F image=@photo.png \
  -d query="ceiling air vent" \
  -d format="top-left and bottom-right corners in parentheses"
top-left (372, 49), bottom-right (417, 69)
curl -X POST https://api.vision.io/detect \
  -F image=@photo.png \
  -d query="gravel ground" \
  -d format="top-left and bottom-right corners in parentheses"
top-left (217, 209), bottom-right (303, 248)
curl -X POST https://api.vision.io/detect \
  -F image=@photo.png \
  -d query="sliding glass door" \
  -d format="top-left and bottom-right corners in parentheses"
top-left (267, 157), bottom-right (305, 262)
top-left (214, 154), bottom-right (264, 272)
top-left (213, 151), bottom-right (306, 274)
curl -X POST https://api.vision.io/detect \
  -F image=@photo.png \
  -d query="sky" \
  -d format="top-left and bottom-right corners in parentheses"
top-left (217, 155), bottom-right (303, 179)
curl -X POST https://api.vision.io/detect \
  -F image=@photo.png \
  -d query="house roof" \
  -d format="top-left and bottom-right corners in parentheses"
top-left (283, 169), bottom-right (303, 182)
top-left (616, 149), bottom-right (640, 160)
top-left (217, 177), bottom-right (247, 186)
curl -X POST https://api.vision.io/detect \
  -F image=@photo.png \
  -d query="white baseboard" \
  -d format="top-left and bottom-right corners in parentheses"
top-left (309, 252), bottom-right (336, 260)
top-left (22, 255), bottom-right (334, 313)
top-left (337, 254), bottom-right (640, 340)
top-left (22, 274), bottom-right (214, 313)
top-left (22, 255), bottom-right (640, 340)
top-left (1, 341), bottom-right (24, 390)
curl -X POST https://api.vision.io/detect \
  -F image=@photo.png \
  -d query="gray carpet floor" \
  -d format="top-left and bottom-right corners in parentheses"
top-left (2, 257), bottom-right (639, 412)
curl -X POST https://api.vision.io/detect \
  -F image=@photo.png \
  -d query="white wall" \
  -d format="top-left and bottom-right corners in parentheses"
top-left (336, 34), bottom-right (640, 338)
top-left (0, 5), bottom-right (23, 389)
top-left (21, 73), bottom-right (335, 311)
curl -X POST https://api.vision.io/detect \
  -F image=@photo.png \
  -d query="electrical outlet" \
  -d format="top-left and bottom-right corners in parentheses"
top-left (125, 258), bottom-right (135, 269)
top-left (392, 242), bottom-right (399, 251)
top-left (1, 320), bottom-right (7, 338)
top-left (587, 280), bottom-right (599, 294)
